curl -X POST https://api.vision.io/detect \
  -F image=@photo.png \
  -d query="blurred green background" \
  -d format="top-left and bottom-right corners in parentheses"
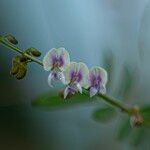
top-left (0, 0), bottom-right (150, 150)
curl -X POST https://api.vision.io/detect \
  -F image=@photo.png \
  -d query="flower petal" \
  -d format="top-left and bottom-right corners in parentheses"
top-left (64, 62), bottom-right (89, 87)
top-left (99, 84), bottom-right (106, 94)
top-left (76, 83), bottom-right (82, 94)
top-left (78, 62), bottom-right (89, 88)
top-left (89, 66), bottom-right (107, 85)
top-left (64, 62), bottom-right (78, 84)
top-left (48, 72), bottom-right (54, 87)
top-left (57, 47), bottom-right (70, 70)
top-left (64, 86), bottom-right (69, 99)
top-left (58, 72), bottom-right (66, 84)
top-left (90, 87), bottom-right (98, 97)
top-left (43, 48), bottom-right (57, 71)
top-left (43, 48), bottom-right (70, 71)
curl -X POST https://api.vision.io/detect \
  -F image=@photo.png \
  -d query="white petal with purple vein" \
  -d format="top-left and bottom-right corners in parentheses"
top-left (64, 86), bottom-right (69, 99)
top-left (90, 87), bottom-right (98, 97)
top-left (58, 72), bottom-right (66, 84)
top-left (48, 72), bottom-right (54, 87)
top-left (99, 84), bottom-right (106, 94)
top-left (76, 83), bottom-right (82, 94)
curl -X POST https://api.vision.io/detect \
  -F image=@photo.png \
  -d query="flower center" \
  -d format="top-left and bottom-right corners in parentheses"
top-left (90, 74), bottom-right (102, 89)
top-left (52, 55), bottom-right (64, 68)
top-left (70, 70), bottom-right (83, 83)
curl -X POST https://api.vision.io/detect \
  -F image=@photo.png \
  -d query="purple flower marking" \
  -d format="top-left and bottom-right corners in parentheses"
top-left (70, 70), bottom-right (83, 83)
top-left (51, 55), bottom-right (65, 67)
top-left (67, 86), bottom-right (76, 94)
top-left (52, 71), bottom-right (59, 80)
top-left (90, 73), bottom-right (102, 90)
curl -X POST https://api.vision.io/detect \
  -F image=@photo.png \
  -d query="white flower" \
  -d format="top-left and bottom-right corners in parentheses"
top-left (43, 48), bottom-right (70, 87)
top-left (88, 66), bottom-right (107, 97)
top-left (63, 62), bottom-right (89, 99)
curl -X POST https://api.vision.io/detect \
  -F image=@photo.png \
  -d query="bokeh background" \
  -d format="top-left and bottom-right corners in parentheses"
top-left (0, 0), bottom-right (150, 150)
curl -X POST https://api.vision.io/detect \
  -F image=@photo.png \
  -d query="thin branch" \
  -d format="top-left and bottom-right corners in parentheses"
top-left (0, 35), bottom-right (132, 115)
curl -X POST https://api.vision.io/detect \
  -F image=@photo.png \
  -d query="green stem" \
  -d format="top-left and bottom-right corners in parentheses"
top-left (0, 35), bottom-right (131, 115)
top-left (98, 93), bottom-right (131, 114)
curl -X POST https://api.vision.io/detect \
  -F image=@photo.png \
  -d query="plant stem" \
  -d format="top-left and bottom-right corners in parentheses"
top-left (98, 93), bottom-right (131, 114)
top-left (0, 35), bottom-right (131, 115)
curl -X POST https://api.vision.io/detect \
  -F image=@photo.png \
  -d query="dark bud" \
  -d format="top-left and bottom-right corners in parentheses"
top-left (10, 56), bottom-right (28, 80)
top-left (130, 105), bottom-right (144, 127)
top-left (15, 63), bottom-right (27, 80)
top-left (20, 55), bottom-right (28, 62)
top-left (27, 47), bottom-right (41, 57)
top-left (130, 114), bottom-right (144, 127)
top-left (10, 56), bottom-right (20, 75)
top-left (5, 34), bottom-right (18, 45)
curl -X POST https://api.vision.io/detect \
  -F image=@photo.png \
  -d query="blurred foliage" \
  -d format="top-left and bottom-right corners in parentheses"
top-left (117, 116), bottom-right (149, 146)
top-left (129, 127), bottom-right (145, 146)
top-left (141, 106), bottom-right (150, 126)
top-left (97, 50), bottom-right (150, 147)
top-left (116, 64), bottom-right (137, 100)
top-left (102, 50), bottom-right (115, 93)
top-left (92, 106), bottom-right (116, 122)
top-left (117, 119), bottom-right (132, 141)
top-left (32, 91), bottom-right (91, 109)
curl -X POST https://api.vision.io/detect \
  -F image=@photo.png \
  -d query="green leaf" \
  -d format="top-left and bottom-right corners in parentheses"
top-left (92, 107), bottom-right (116, 122)
top-left (141, 105), bottom-right (150, 113)
top-left (117, 119), bottom-right (132, 141)
top-left (32, 91), bottom-right (91, 109)
top-left (117, 64), bottom-right (136, 100)
top-left (141, 106), bottom-right (150, 126)
top-left (129, 128), bottom-right (145, 146)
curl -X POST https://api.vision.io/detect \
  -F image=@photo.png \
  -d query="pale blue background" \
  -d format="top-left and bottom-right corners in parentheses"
top-left (0, 0), bottom-right (150, 150)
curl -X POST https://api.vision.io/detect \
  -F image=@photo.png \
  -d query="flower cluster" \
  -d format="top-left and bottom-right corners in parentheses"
top-left (43, 48), bottom-right (108, 99)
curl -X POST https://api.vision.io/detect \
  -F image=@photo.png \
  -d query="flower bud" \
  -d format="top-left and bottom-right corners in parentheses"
top-left (5, 34), bottom-right (18, 45)
top-left (10, 56), bottom-right (20, 75)
top-left (20, 55), bottom-right (28, 62)
top-left (10, 56), bottom-right (28, 80)
top-left (130, 105), bottom-right (144, 127)
top-left (15, 63), bottom-right (27, 79)
top-left (132, 105), bottom-right (140, 113)
top-left (130, 113), bottom-right (144, 127)
top-left (27, 47), bottom-right (41, 57)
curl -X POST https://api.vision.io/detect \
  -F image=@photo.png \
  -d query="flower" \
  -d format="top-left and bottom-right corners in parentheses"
top-left (88, 66), bottom-right (107, 97)
top-left (43, 48), bottom-right (70, 87)
top-left (63, 62), bottom-right (89, 99)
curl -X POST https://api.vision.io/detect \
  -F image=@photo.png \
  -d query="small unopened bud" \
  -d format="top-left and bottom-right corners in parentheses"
top-left (130, 105), bottom-right (144, 127)
top-left (10, 64), bottom-right (19, 75)
top-left (27, 47), bottom-right (41, 57)
top-left (10, 56), bottom-right (20, 75)
top-left (31, 50), bottom-right (41, 57)
top-left (130, 114), bottom-right (144, 127)
top-left (10, 56), bottom-right (28, 80)
top-left (20, 55), bottom-right (28, 62)
top-left (15, 63), bottom-right (27, 80)
top-left (132, 105), bottom-right (140, 113)
top-left (6, 34), bottom-right (18, 44)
